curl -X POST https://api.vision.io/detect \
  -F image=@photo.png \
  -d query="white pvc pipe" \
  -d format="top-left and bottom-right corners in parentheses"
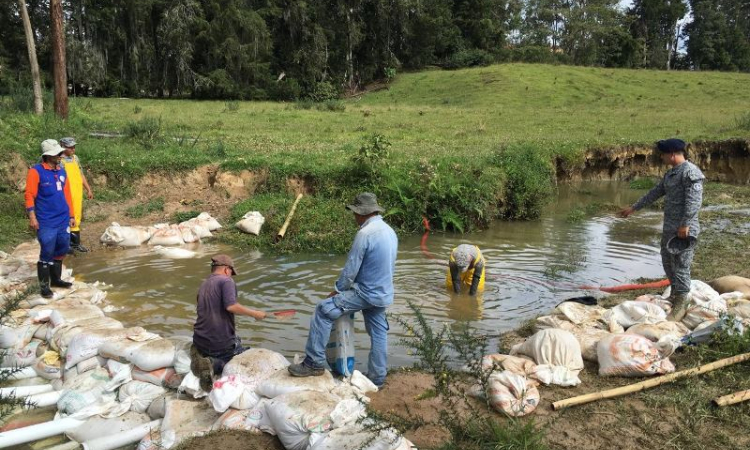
top-left (0, 367), bottom-right (37, 380)
top-left (0, 417), bottom-right (85, 448)
top-left (0, 384), bottom-right (53, 398)
top-left (25, 390), bottom-right (61, 408)
top-left (82, 419), bottom-right (162, 450)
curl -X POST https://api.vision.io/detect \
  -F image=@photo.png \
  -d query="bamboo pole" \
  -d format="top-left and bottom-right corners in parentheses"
top-left (552, 352), bottom-right (750, 411)
top-left (275, 193), bottom-right (303, 243)
top-left (713, 389), bottom-right (750, 408)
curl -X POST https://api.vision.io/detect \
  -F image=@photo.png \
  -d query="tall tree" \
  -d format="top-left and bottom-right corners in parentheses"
top-left (50, 0), bottom-right (68, 118)
top-left (18, 0), bottom-right (43, 114)
top-left (685, 0), bottom-right (750, 71)
top-left (629, 0), bottom-right (687, 69)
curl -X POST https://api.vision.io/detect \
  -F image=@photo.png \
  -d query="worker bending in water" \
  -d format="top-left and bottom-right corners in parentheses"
top-left (447, 244), bottom-right (485, 296)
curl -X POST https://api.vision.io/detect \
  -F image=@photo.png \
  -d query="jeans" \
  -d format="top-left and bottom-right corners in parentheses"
top-left (194, 336), bottom-right (245, 375)
top-left (37, 225), bottom-right (70, 263)
top-left (304, 289), bottom-right (389, 386)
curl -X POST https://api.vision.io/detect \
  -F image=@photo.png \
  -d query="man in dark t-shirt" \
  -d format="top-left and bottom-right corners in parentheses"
top-left (191, 254), bottom-right (266, 391)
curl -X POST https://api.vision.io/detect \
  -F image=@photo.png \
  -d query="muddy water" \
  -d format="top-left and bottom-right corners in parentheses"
top-left (68, 182), bottom-right (664, 368)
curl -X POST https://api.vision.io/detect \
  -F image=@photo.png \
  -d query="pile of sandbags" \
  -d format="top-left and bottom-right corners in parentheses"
top-left (99, 212), bottom-right (222, 248)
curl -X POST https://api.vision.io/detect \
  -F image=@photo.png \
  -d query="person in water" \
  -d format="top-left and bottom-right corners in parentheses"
top-left (447, 244), bottom-right (485, 296)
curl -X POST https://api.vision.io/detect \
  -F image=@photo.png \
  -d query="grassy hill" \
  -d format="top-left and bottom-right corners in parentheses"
top-left (2, 63), bottom-right (750, 251)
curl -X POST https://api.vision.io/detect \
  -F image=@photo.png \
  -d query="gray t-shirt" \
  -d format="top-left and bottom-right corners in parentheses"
top-left (192, 274), bottom-right (238, 353)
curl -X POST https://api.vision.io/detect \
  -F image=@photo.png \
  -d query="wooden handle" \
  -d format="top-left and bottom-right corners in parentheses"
top-left (552, 352), bottom-right (750, 411)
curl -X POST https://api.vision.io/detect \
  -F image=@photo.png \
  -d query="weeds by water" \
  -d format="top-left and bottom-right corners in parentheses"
top-left (630, 178), bottom-right (657, 190)
top-left (378, 301), bottom-right (548, 450)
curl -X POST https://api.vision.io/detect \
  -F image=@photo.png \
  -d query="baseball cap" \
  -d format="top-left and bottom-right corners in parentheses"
top-left (211, 254), bottom-right (237, 275)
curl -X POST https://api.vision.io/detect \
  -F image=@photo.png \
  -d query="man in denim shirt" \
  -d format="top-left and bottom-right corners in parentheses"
top-left (288, 192), bottom-right (398, 387)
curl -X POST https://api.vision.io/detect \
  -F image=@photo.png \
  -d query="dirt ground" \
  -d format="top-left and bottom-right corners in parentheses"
top-left (176, 430), bottom-right (285, 450)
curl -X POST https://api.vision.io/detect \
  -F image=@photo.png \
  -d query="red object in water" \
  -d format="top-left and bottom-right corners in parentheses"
top-left (596, 279), bottom-right (670, 293)
top-left (421, 216), bottom-right (438, 260)
top-left (272, 309), bottom-right (297, 319)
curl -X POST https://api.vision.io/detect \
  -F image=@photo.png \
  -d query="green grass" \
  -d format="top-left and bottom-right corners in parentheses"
top-left (2, 63), bottom-right (750, 252)
top-left (0, 193), bottom-right (33, 253)
top-left (125, 197), bottom-right (164, 218)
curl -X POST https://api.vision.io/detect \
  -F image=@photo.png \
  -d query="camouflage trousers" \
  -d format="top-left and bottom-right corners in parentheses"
top-left (661, 237), bottom-right (697, 295)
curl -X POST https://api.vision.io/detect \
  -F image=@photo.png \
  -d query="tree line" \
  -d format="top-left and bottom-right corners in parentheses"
top-left (1, 0), bottom-right (749, 101)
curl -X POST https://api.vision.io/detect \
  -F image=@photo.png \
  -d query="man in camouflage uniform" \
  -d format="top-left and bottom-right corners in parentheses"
top-left (620, 138), bottom-right (705, 322)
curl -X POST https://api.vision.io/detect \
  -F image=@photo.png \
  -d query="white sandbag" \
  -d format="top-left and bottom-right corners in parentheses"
top-left (309, 422), bottom-right (406, 450)
top-left (257, 368), bottom-right (336, 399)
top-left (510, 329), bottom-right (584, 375)
top-left (602, 301), bottom-right (667, 328)
top-left (567, 327), bottom-right (611, 362)
top-left (66, 411), bottom-right (151, 443)
top-left (171, 340), bottom-right (192, 375)
top-left (133, 367), bottom-right (183, 389)
top-left (531, 364), bottom-right (581, 387)
top-left (131, 339), bottom-right (175, 372)
top-left (597, 333), bottom-right (676, 377)
top-left (729, 299), bottom-right (750, 319)
top-left (554, 302), bottom-right (607, 325)
top-left (146, 393), bottom-right (174, 420)
top-left (486, 371), bottom-right (540, 417)
top-left (0, 322), bottom-right (40, 349)
top-left (626, 321), bottom-right (690, 342)
top-left (65, 327), bottom-right (147, 369)
top-left (533, 315), bottom-right (577, 332)
top-left (222, 348), bottom-right (289, 388)
top-left (1, 339), bottom-right (42, 368)
top-left (211, 399), bottom-right (272, 434)
top-left (99, 338), bottom-right (151, 364)
top-left (100, 222), bottom-right (152, 247)
top-left (181, 219), bottom-right (212, 238)
top-left (708, 276), bottom-right (750, 296)
top-left (207, 374), bottom-right (260, 413)
top-left (148, 226), bottom-right (184, 246)
top-left (265, 390), bottom-right (340, 450)
top-left (33, 351), bottom-right (62, 380)
top-left (663, 279), bottom-right (722, 304)
top-left (152, 245), bottom-right (196, 259)
top-left (177, 224), bottom-right (201, 244)
top-left (195, 212), bottom-right (222, 231)
top-left (327, 313), bottom-right (355, 377)
top-left (177, 372), bottom-right (207, 398)
top-left (235, 211), bottom-right (265, 235)
top-left (77, 356), bottom-right (107, 374)
top-left (104, 359), bottom-right (134, 392)
top-left (480, 354), bottom-right (537, 377)
top-left (634, 294), bottom-right (673, 312)
top-left (138, 398), bottom-right (219, 450)
top-left (50, 306), bottom-right (105, 328)
top-left (58, 367), bottom-right (115, 416)
top-left (119, 381), bottom-right (167, 413)
top-left (683, 296), bottom-right (727, 330)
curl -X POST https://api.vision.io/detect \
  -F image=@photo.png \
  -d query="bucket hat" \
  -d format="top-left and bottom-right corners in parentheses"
top-left (666, 235), bottom-right (698, 255)
top-left (346, 192), bottom-right (385, 215)
top-left (60, 137), bottom-right (77, 148)
top-left (211, 254), bottom-right (237, 275)
top-left (41, 139), bottom-right (64, 157)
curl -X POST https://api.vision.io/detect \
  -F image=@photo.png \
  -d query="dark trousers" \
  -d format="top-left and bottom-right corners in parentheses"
top-left (193, 336), bottom-right (245, 375)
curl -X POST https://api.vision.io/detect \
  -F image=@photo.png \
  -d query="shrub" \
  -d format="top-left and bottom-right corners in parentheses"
top-left (352, 133), bottom-right (391, 182)
top-left (735, 111), bottom-right (750, 131)
top-left (125, 116), bottom-right (163, 148)
top-left (126, 197), bottom-right (164, 218)
top-left (444, 49), bottom-right (494, 70)
top-left (172, 210), bottom-right (201, 223)
top-left (308, 81), bottom-right (340, 102)
top-left (495, 144), bottom-right (555, 220)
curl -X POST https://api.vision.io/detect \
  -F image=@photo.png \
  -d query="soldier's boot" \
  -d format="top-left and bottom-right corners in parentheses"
top-left (667, 293), bottom-right (690, 322)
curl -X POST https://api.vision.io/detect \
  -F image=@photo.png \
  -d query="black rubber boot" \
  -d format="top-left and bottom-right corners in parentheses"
top-left (70, 231), bottom-right (89, 253)
top-left (50, 260), bottom-right (73, 288)
top-left (37, 262), bottom-right (53, 298)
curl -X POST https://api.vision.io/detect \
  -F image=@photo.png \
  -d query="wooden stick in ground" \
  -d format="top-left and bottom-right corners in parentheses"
top-left (275, 193), bottom-right (304, 243)
top-left (713, 389), bottom-right (750, 407)
top-left (552, 352), bottom-right (750, 411)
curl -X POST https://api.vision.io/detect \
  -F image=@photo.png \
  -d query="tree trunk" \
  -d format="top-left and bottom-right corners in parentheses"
top-left (50, 0), bottom-right (69, 119)
top-left (18, 0), bottom-right (43, 115)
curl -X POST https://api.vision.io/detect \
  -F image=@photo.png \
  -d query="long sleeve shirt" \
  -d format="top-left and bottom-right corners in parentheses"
top-left (335, 215), bottom-right (398, 307)
top-left (24, 162), bottom-right (75, 229)
top-left (632, 161), bottom-right (705, 238)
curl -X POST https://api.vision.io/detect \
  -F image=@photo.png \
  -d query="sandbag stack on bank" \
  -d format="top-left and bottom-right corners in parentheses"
top-left (0, 241), bottom-right (416, 450)
top-left (99, 212), bottom-right (222, 248)
top-left (476, 278), bottom-right (750, 416)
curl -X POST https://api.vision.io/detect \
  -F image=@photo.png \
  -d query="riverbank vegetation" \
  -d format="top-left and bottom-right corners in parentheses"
top-left (2, 64), bottom-right (750, 253)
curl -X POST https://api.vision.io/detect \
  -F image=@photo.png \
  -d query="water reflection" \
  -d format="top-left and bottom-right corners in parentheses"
top-left (68, 182), bottom-right (664, 368)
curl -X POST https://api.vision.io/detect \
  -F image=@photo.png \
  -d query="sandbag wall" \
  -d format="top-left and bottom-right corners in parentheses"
top-left (99, 212), bottom-right (222, 247)
top-left (478, 280), bottom-right (750, 416)
top-left (0, 242), bottom-right (415, 450)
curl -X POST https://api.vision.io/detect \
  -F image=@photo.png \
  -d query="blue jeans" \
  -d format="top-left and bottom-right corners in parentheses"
top-left (304, 289), bottom-right (389, 386)
top-left (37, 225), bottom-right (70, 263)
